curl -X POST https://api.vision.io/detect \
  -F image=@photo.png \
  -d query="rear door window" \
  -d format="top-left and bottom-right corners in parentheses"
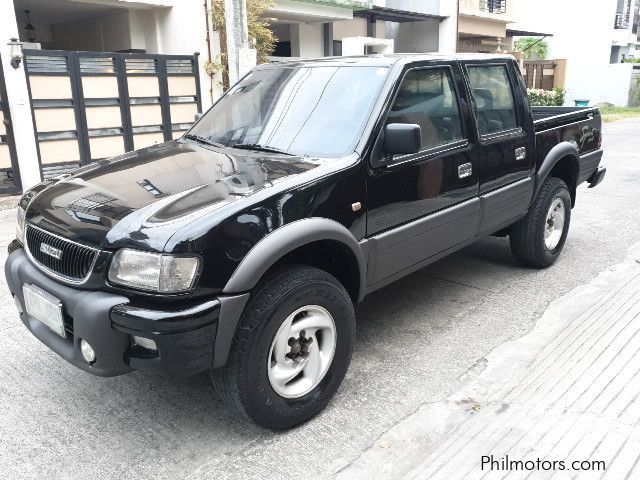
top-left (466, 65), bottom-right (518, 136)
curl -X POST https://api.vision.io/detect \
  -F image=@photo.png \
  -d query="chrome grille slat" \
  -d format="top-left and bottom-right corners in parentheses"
top-left (72, 244), bottom-right (81, 279)
top-left (65, 242), bottom-right (74, 278)
top-left (51, 234), bottom-right (61, 273)
top-left (67, 242), bottom-right (75, 278)
top-left (25, 225), bottom-right (99, 283)
top-left (70, 244), bottom-right (77, 279)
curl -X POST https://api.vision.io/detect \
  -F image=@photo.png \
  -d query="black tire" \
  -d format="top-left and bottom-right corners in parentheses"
top-left (510, 177), bottom-right (572, 268)
top-left (212, 264), bottom-right (356, 430)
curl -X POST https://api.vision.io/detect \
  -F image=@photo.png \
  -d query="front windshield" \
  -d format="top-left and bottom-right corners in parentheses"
top-left (188, 65), bottom-right (389, 157)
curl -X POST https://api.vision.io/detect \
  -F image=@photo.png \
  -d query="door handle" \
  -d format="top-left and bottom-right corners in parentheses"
top-left (458, 162), bottom-right (472, 179)
top-left (515, 147), bottom-right (526, 161)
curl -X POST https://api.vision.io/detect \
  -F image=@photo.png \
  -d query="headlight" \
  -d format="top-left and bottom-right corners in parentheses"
top-left (16, 190), bottom-right (35, 245)
top-left (108, 249), bottom-right (200, 293)
top-left (16, 206), bottom-right (26, 244)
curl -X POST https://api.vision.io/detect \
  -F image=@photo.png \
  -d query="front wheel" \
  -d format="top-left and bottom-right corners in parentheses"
top-left (510, 177), bottom-right (572, 268)
top-left (212, 264), bottom-right (356, 430)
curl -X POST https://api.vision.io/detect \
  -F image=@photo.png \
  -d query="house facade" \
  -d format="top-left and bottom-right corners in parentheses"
top-left (512, 0), bottom-right (640, 106)
top-left (1, 0), bottom-right (463, 195)
top-left (4, 0), bottom-right (616, 198)
top-left (611, 0), bottom-right (640, 62)
top-left (1, 0), bottom-right (213, 195)
top-left (457, 0), bottom-right (512, 53)
top-left (266, 0), bottom-right (458, 59)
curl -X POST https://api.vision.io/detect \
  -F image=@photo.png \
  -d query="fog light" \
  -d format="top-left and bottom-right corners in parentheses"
top-left (80, 339), bottom-right (96, 363)
top-left (132, 335), bottom-right (157, 351)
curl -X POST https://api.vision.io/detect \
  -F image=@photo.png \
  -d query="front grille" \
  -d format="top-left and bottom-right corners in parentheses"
top-left (25, 225), bottom-right (99, 282)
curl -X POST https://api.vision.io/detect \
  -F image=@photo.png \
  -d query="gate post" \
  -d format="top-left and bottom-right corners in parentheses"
top-left (0, 0), bottom-right (41, 190)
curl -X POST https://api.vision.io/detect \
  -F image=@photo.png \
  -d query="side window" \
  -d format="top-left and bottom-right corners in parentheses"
top-left (466, 65), bottom-right (518, 136)
top-left (387, 68), bottom-right (464, 151)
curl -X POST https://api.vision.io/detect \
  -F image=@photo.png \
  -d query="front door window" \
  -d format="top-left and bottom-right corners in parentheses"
top-left (387, 68), bottom-right (465, 153)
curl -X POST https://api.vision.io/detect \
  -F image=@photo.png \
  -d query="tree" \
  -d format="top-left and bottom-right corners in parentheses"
top-left (206, 0), bottom-right (276, 91)
top-left (248, 0), bottom-right (277, 65)
top-left (514, 37), bottom-right (548, 61)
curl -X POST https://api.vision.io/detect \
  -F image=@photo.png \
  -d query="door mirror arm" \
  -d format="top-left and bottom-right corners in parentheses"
top-left (370, 150), bottom-right (394, 169)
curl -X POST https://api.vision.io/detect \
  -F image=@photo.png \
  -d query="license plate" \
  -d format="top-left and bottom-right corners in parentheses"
top-left (23, 284), bottom-right (66, 338)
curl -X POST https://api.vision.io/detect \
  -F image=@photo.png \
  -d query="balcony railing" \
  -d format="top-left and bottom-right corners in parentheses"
top-left (479, 0), bottom-right (506, 14)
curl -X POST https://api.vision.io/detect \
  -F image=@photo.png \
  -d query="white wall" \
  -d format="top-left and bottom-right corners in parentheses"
top-left (380, 0), bottom-right (440, 16)
top-left (154, 0), bottom-right (215, 108)
top-left (295, 23), bottom-right (324, 58)
top-left (333, 18), bottom-right (386, 41)
top-left (390, 19), bottom-right (440, 53)
top-left (439, 0), bottom-right (458, 53)
top-left (129, 9), bottom-right (159, 52)
top-left (291, 23), bottom-right (324, 58)
top-left (333, 18), bottom-right (368, 39)
top-left (377, 0), bottom-right (457, 54)
top-left (591, 63), bottom-right (635, 105)
top-left (341, 37), bottom-right (393, 55)
top-left (518, 0), bottom-right (622, 104)
top-left (270, 0), bottom-right (353, 22)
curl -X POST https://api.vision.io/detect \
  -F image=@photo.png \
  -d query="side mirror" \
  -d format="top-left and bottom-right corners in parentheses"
top-left (194, 112), bottom-right (203, 122)
top-left (383, 123), bottom-right (421, 156)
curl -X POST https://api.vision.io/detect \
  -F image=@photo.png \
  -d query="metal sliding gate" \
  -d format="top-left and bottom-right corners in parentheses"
top-left (0, 55), bottom-right (22, 194)
top-left (24, 50), bottom-right (202, 180)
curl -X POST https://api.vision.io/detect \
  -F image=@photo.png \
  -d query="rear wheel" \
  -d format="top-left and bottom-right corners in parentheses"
top-left (510, 177), bottom-right (571, 268)
top-left (212, 264), bottom-right (355, 430)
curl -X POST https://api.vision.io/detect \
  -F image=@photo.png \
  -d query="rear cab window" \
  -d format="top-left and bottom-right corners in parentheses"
top-left (465, 64), bottom-right (519, 137)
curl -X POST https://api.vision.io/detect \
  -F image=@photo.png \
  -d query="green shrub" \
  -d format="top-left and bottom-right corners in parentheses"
top-left (514, 38), bottom-right (548, 60)
top-left (527, 87), bottom-right (566, 106)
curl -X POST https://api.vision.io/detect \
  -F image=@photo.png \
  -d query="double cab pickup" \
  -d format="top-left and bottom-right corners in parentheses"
top-left (5, 54), bottom-right (605, 429)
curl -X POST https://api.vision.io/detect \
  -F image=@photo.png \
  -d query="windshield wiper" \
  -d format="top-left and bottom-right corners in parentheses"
top-left (184, 134), bottom-right (224, 148)
top-left (231, 143), bottom-right (294, 156)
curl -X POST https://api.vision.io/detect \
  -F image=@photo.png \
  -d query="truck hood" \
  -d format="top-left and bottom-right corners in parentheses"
top-left (25, 140), bottom-right (321, 251)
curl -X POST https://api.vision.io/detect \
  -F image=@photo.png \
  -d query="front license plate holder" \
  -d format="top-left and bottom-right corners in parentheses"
top-left (23, 284), bottom-right (66, 338)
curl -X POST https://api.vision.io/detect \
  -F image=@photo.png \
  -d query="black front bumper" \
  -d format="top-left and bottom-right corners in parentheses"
top-left (5, 248), bottom-right (246, 377)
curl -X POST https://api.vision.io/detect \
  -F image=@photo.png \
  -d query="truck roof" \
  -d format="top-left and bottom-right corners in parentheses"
top-left (259, 53), bottom-right (516, 69)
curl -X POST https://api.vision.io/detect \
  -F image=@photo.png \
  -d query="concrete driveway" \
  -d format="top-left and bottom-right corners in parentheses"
top-left (1, 119), bottom-right (639, 480)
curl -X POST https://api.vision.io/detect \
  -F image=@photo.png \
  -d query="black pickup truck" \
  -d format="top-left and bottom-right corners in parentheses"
top-left (5, 54), bottom-right (605, 429)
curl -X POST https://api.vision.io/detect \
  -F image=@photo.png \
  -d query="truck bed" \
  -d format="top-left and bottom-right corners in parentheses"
top-left (532, 106), bottom-right (602, 185)
top-left (532, 106), bottom-right (598, 132)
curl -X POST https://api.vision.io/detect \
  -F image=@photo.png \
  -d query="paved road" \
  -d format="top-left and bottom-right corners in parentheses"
top-left (1, 119), bottom-right (639, 480)
top-left (402, 245), bottom-right (640, 480)
top-left (347, 242), bottom-right (640, 480)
